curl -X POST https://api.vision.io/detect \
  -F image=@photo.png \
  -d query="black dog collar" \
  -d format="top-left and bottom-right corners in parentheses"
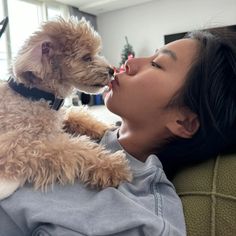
top-left (8, 77), bottom-right (64, 110)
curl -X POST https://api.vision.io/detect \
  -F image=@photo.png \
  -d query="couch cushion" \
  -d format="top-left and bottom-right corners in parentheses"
top-left (172, 154), bottom-right (236, 236)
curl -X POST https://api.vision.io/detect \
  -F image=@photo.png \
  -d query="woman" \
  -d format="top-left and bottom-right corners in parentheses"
top-left (0, 29), bottom-right (235, 236)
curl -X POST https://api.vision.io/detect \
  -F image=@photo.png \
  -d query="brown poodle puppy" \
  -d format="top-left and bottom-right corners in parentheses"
top-left (0, 17), bottom-right (131, 200)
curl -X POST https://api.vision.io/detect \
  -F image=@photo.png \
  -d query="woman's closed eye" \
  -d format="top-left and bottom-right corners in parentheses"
top-left (151, 61), bottom-right (162, 69)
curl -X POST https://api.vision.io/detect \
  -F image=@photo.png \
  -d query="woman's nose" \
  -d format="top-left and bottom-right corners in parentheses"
top-left (124, 58), bottom-right (138, 75)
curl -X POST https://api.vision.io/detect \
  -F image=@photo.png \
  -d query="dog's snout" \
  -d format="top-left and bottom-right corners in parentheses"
top-left (108, 67), bottom-right (114, 76)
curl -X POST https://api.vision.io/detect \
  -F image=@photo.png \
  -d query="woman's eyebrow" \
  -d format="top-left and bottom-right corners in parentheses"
top-left (155, 48), bottom-right (177, 61)
top-left (159, 49), bottom-right (177, 61)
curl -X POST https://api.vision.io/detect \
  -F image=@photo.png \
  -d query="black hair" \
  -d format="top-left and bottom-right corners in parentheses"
top-left (158, 28), bottom-right (236, 179)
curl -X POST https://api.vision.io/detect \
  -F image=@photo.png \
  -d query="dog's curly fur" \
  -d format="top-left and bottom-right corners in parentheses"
top-left (0, 17), bottom-right (131, 200)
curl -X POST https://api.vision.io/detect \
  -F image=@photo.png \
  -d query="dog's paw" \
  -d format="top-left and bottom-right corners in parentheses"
top-left (0, 178), bottom-right (21, 200)
top-left (63, 107), bottom-right (113, 140)
top-left (85, 150), bottom-right (132, 189)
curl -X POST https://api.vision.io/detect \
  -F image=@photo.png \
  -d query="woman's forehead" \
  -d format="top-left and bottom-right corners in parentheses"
top-left (163, 39), bottom-right (199, 63)
top-left (164, 38), bottom-right (197, 51)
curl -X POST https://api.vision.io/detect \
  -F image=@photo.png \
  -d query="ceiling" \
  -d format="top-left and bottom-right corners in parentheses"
top-left (55, 0), bottom-right (155, 15)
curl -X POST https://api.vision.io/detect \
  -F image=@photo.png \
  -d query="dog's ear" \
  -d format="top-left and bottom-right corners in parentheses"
top-left (41, 41), bottom-right (54, 58)
top-left (12, 37), bottom-right (54, 82)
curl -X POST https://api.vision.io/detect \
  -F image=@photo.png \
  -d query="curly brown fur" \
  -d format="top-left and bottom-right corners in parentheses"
top-left (63, 106), bottom-right (115, 139)
top-left (0, 17), bottom-right (132, 200)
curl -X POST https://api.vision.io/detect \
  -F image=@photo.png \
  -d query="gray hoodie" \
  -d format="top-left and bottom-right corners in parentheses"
top-left (0, 129), bottom-right (186, 236)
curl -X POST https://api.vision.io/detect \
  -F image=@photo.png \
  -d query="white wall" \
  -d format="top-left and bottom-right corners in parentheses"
top-left (97, 0), bottom-right (236, 66)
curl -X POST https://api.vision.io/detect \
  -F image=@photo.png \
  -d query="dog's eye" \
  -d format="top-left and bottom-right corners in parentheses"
top-left (82, 54), bottom-right (92, 62)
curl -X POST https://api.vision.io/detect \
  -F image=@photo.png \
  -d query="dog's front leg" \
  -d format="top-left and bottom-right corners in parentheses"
top-left (63, 107), bottom-right (114, 140)
top-left (25, 133), bottom-right (132, 190)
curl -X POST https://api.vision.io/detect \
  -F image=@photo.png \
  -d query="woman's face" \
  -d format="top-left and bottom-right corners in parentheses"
top-left (104, 38), bottom-right (199, 126)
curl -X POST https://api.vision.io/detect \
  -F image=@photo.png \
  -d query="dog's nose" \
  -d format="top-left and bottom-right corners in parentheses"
top-left (108, 67), bottom-right (114, 76)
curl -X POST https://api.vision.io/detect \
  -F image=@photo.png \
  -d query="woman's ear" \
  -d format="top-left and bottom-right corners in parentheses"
top-left (166, 110), bottom-right (200, 139)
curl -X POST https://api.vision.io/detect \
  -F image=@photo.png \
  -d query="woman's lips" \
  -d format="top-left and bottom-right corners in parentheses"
top-left (103, 75), bottom-right (119, 99)
top-left (108, 75), bottom-right (119, 90)
top-left (112, 75), bottom-right (119, 87)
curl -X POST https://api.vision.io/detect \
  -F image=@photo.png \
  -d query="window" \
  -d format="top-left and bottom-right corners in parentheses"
top-left (47, 4), bottom-right (61, 20)
top-left (0, 0), bottom-right (69, 80)
top-left (8, 0), bottom-right (43, 58)
top-left (46, 2), bottom-right (70, 20)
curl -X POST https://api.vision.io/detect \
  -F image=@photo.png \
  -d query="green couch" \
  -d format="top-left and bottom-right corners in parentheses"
top-left (172, 154), bottom-right (236, 236)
